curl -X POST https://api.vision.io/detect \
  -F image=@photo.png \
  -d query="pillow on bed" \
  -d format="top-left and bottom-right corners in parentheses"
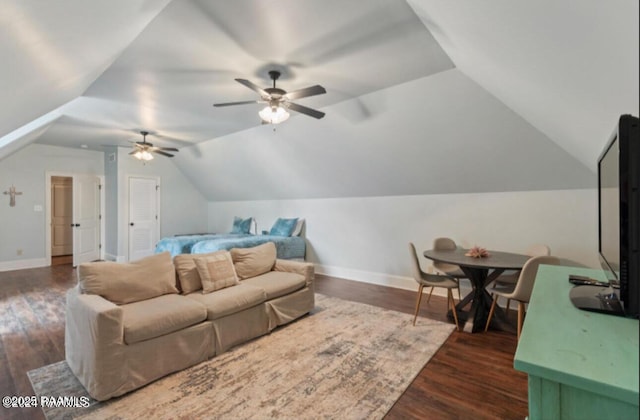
top-left (269, 218), bottom-right (298, 237)
top-left (291, 218), bottom-right (305, 236)
top-left (230, 242), bottom-right (276, 280)
top-left (78, 252), bottom-right (178, 304)
top-left (174, 250), bottom-right (228, 293)
top-left (230, 216), bottom-right (253, 234)
top-left (194, 251), bottom-right (239, 293)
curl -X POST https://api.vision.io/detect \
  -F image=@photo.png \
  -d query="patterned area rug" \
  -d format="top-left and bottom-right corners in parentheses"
top-left (28, 294), bottom-right (454, 420)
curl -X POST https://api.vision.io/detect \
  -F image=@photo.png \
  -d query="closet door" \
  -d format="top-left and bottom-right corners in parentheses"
top-left (128, 176), bottom-right (159, 261)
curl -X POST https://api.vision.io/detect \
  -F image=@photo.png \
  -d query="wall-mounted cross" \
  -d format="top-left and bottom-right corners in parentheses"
top-left (3, 185), bottom-right (22, 207)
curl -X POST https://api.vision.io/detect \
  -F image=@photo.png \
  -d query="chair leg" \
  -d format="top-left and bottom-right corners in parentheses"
top-left (456, 286), bottom-right (461, 302)
top-left (447, 289), bottom-right (460, 331)
top-left (485, 295), bottom-right (498, 332)
top-left (506, 299), bottom-right (512, 317)
top-left (413, 284), bottom-right (424, 326)
top-left (426, 286), bottom-right (434, 303)
top-left (517, 302), bottom-right (525, 340)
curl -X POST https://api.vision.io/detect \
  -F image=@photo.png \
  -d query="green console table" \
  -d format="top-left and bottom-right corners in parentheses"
top-left (514, 265), bottom-right (639, 420)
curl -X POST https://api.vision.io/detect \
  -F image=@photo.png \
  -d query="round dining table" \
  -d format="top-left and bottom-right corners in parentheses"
top-left (423, 248), bottom-right (531, 333)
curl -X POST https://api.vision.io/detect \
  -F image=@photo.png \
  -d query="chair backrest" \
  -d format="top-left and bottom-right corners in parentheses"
top-left (510, 256), bottom-right (561, 303)
top-left (526, 244), bottom-right (551, 257)
top-left (433, 237), bottom-right (457, 251)
top-left (408, 242), bottom-right (424, 283)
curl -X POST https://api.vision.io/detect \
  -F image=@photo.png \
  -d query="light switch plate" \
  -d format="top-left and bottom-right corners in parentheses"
top-left (34, 204), bottom-right (43, 212)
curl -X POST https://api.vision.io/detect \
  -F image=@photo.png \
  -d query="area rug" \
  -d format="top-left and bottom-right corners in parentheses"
top-left (28, 294), bottom-right (455, 420)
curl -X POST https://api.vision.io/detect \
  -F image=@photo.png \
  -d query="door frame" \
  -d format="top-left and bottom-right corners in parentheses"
top-left (45, 171), bottom-right (105, 266)
top-left (126, 174), bottom-right (160, 262)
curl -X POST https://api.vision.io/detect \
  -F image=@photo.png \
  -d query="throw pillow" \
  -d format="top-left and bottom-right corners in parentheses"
top-left (230, 216), bottom-right (253, 234)
top-left (269, 218), bottom-right (298, 237)
top-left (174, 251), bottom-right (228, 294)
top-left (78, 252), bottom-right (178, 304)
top-left (194, 251), bottom-right (239, 293)
top-left (291, 218), bottom-right (305, 236)
top-left (230, 242), bottom-right (277, 280)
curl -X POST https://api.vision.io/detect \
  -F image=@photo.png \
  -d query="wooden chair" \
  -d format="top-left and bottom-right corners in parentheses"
top-left (484, 255), bottom-right (560, 339)
top-left (409, 242), bottom-right (460, 330)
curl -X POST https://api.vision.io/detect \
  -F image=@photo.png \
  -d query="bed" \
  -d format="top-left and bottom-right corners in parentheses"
top-left (155, 233), bottom-right (306, 260)
top-left (191, 235), bottom-right (305, 260)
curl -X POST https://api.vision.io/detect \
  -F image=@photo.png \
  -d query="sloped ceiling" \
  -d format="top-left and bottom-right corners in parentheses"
top-left (408, 0), bottom-right (639, 169)
top-left (0, 0), bottom-right (638, 201)
top-left (0, 0), bottom-right (171, 142)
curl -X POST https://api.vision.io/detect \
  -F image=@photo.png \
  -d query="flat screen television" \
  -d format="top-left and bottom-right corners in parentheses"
top-left (598, 114), bottom-right (639, 318)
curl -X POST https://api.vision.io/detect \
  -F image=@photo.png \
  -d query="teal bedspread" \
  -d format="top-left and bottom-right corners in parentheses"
top-left (155, 234), bottom-right (306, 260)
top-left (191, 235), bottom-right (305, 260)
top-left (155, 234), bottom-right (250, 257)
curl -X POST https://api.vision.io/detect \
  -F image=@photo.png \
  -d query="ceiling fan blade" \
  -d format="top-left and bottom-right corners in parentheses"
top-left (284, 85), bottom-right (326, 101)
top-left (157, 147), bottom-right (179, 152)
top-left (129, 150), bottom-right (138, 155)
top-left (213, 100), bottom-right (262, 107)
top-left (154, 150), bottom-right (175, 158)
top-left (287, 102), bottom-right (325, 119)
top-left (235, 78), bottom-right (269, 97)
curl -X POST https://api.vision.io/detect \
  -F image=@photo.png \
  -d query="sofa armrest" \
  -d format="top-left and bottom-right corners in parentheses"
top-left (273, 259), bottom-right (314, 287)
top-left (65, 286), bottom-right (126, 400)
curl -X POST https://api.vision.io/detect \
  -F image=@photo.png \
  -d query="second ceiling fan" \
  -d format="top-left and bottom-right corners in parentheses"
top-left (213, 70), bottom-right (326, 124)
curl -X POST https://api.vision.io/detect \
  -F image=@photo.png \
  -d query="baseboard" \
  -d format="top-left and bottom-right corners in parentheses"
top-left (314, 264), bottom-right (475, 299)
top-left (105, 253), bottom-right (127, 262)
top-left (0, 258), bottom-right (48, 272)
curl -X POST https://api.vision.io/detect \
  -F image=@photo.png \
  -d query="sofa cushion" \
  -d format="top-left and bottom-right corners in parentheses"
top-left (194, 251), bottom-right (239, 293)
top-left (78, 252), bottom-right (178, 305)
top-left (186, 283), bottom-right (266, 320)
top-left (241, 271), bottom-right (307, 300)
top-left (121, 294), bottom-right (207, 344)
top-left (230, 242), bottom-right (276, 280)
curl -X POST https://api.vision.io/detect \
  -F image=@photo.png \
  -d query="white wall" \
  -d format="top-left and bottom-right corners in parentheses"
top-left (208, 188), bottom-right (598, 291)
top-left (0, 144), bottom-right (104, 269)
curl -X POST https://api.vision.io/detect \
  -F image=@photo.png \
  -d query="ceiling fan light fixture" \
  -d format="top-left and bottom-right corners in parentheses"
top-left (134, 150), bottom-right (154, 161)
top-left (259, 105), bottom-right (290, 124)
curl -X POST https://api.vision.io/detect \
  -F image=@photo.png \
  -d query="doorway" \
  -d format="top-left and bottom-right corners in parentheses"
top-left (51, 176), bottom-right (73, 263)
top-left (45, 173), bottom-right (104, 267)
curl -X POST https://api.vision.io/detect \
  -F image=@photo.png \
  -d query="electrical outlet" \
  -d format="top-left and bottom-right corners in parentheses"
top-left (17, 249), bottom-right (23, 256)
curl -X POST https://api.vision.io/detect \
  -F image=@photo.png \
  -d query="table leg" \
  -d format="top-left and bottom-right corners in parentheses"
top-left (447, 267), bottom-right (515, 333)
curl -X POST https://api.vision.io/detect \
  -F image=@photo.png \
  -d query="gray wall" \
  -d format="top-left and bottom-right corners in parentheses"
top-left (0, 143), bottom-right (209, 268)
top-left (0, 144), bottom-right (104, 266)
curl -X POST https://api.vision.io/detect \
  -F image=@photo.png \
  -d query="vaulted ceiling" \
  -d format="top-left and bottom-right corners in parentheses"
top-left (1, 0), bottom-right (638, 200)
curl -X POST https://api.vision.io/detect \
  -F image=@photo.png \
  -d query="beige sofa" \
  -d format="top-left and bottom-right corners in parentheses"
top-left (65, 243), bottom-right (314, 401)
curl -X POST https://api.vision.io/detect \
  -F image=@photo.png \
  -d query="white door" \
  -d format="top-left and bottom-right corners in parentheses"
top-left (128, 177), bottom-right (159, 261)
top-left (73, 175), bottom-right (101, 266)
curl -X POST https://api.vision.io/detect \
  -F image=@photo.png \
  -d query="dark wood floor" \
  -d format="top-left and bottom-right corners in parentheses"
top-left (0, 265), bottom-right (528, 420)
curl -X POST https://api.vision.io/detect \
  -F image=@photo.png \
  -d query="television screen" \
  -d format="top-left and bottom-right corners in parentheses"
top-left (598, 137), bottom-right (620, 278)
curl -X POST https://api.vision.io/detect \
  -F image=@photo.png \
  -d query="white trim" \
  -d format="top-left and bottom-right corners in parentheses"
top-left (314, 263), bottom-right (474, 299)
top-left (105, 253), bottom-right (126, 262)
top-left (0, 258), bottom-right (48, 272)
